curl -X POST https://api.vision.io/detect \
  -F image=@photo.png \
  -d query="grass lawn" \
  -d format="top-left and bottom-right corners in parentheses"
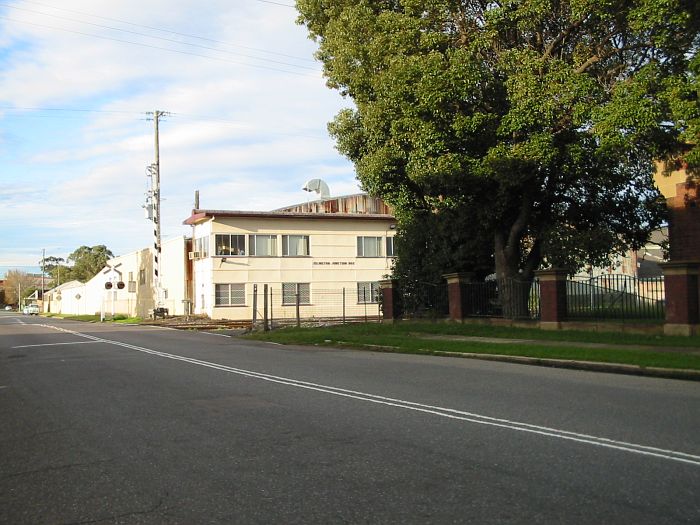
top-left (246, 321), bottom-right (700, 371)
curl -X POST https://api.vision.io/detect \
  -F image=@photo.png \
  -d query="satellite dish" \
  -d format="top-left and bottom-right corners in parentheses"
top-left (302, 179), bottom-right (330, 199)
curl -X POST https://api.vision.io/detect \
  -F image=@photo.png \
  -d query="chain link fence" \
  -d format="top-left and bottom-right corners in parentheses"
top-left (249, 286), bottom-right (382, 329)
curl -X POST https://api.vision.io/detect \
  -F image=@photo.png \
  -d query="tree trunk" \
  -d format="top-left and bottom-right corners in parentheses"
top-left (494, 228), bottom-right (542, 320)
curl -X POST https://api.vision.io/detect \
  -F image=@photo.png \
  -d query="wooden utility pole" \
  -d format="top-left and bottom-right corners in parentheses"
top-left (147, 110), bottom-right (167, 307)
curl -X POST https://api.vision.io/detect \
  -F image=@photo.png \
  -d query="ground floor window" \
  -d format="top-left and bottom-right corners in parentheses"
top-left (357, 282), bottom-right (380, 303)
top-left (215, 283), bottom-right (246, 306)
top-left (282, 283), bottom-right (310, 305)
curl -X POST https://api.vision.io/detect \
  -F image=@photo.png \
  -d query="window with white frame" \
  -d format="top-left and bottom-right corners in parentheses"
top-left (282, 283), bottom-right (310, 305)
top-left (282, 235), bottom-right (310, 256)
top-left (249, 234), bottom-right (278, 256)
top-left (215, 283), bottom-right (246, 306)
top-left (195, 236), bottom-right (210, 257)
top-left (357, 236), bottom-right (382, 257)
top-left (386, 236), bottom-right (395, 257)
top-left (357, 282), bottom-right (380, 303)
top-left (215, 234), bottom-right (245, 256)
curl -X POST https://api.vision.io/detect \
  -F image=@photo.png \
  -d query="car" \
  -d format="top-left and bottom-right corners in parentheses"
top-left (23, 304), bottom-right (40, 315)
top-left (4, 305), bottom-right (11, 311)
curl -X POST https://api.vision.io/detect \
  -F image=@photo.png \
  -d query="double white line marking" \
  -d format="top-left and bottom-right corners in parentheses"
top-left (40, 324), bottom-right (700, 467)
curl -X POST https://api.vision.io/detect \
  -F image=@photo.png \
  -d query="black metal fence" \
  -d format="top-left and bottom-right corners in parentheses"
top-left (398, 281), bottom-right (449, 319)
top-left (566, 274), bottom-right (665, 320)
top-left (459, 278), bottom-right (541, 320)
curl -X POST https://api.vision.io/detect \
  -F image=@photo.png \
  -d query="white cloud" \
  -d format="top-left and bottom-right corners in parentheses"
top-left (0, 0), bottom-right (359, 267)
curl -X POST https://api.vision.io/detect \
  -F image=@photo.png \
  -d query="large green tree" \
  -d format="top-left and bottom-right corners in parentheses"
top-left (298, 0), bottom-right (699, 301)
top-left (67, 245), bottom-right (114, 283)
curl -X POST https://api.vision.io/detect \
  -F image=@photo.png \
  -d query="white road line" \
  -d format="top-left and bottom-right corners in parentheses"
top-left (11, 341), bottom-right (102, 349)
top-left (201, 331), bottom-right (232, 338)
top-left (37, 324), bottom-right (700, 467)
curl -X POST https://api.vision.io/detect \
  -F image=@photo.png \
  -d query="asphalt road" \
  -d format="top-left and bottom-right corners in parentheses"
top-left (1, 312), bottom-right (699, 524)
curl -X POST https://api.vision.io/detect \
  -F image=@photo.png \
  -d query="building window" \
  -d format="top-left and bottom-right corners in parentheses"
top-left (215, 234), bottom-right (245, 256)
top-left (357, 236), bottom-right (382, 257)
top-left (386, 236), bottom-right (395, 257)
top-left (128, 281), bottom-right (136, 293)
top-left (139, 269), bottom-right (146, 285)
top-left (357, 282), bottom-right (380, 303)
top-left (282, 235), bottom-right (310, 256)
top-left (249, 234), bottom-right (278, 256)
top-left (215, 283), bottom-right (246, 306)
top-left (282, 283), bottom-right (310, 305)
top-left (195, 236), bottom-right (210, 257)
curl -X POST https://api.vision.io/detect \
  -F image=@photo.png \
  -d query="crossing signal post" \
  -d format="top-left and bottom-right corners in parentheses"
top-left (101, 263), bottom-right (123, 322)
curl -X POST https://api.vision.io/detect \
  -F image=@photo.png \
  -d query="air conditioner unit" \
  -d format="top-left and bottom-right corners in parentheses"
top-left (188, 251), bottom-right (201, 260)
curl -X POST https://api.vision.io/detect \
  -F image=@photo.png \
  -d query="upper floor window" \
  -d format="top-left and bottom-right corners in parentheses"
top-left (195, 236), bottom-right (210, 257)
top-left (282, 235), bottom-right (310, 256)
top-left (357, 236), bottom-right (382, 257)
top-left (386, 236), bottom-right (395, 257)
top-left (215, 234), bottom-right (245, 256)
top-left (249, 234), bottom-right (278, 256)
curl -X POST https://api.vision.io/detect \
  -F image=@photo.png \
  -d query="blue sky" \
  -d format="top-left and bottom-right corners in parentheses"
top-left (0, 0), bottom-right (359, 276)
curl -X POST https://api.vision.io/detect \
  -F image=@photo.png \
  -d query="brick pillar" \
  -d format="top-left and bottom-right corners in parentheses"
top-left (667, 180), bottom-right (700, 260)
top-left (660, 261), bottom-right (700, 336)
top-left (535, 269), bottom-right (568, 330)
top-left (442, 272), bottom-right (474, 321)
top-left (378, 279), bottom-right (401, 323)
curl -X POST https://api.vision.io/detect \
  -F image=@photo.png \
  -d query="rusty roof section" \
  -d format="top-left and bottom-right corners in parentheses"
top-left (274, 194), bottom-right (393, 215)
top-left (184, 194), bottom-right (396, 225)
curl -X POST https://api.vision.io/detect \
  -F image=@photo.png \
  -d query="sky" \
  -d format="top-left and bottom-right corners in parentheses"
top-left (0, 0), bottom-right (359, 276)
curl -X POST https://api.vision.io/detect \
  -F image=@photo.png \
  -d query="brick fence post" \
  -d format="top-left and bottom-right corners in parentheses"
top-left (442, 272), bottom-right (475, 322)
top-left (378, 279), bottom-right (401, 323)
top-left (659, 261), bottom-right (700, 336)
top-left (535, 269), bottom-right (568, 330)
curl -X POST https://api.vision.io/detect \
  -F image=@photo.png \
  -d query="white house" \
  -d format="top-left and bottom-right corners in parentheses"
top-left (44, 236), bottom-right (189, 318)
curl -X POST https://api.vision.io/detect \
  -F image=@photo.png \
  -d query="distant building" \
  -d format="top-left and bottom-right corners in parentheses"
top-left (44, 236), bottom-right (188, 318)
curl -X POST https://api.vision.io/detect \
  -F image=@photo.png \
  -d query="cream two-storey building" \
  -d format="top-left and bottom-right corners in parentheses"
top-left (184, 194), bottom-right (396, 321)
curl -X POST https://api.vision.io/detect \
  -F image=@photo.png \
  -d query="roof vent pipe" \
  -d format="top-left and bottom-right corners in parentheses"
top-left (302, 179), bottom-right (330, 199)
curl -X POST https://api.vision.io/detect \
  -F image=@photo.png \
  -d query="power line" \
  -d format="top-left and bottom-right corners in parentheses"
top-left (11, 0), bottom-right (312, 62)
top-left (0, 105), bottom-right (138, 114)
top-left (0, 3), bottom-right (318, 71)
top-left (0, 106), bottom-right (330, 139)
top-left (0, 15), bottom-right (317, 77)
top-left (254, 0), bottom-right (296, 7)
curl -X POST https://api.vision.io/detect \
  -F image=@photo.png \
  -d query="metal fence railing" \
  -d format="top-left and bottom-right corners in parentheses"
top-left (398, 282), bottom-right (449, 319)
top-left (566, 274), bottom-right (665, 320)
top-left (459, 278), bottom-right (541, 320)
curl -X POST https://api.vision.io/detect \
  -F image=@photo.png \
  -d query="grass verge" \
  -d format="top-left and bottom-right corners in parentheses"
top-left (245, 322), bottom-right (700, 371)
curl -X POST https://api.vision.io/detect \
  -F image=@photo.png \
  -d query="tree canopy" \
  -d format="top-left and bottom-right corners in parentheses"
top-left (297, 0), bottom-right (700, 285)
top-left (3, 270), bottom-right (37, 305)
top-left (66, 245), bottom-right (114, 283)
